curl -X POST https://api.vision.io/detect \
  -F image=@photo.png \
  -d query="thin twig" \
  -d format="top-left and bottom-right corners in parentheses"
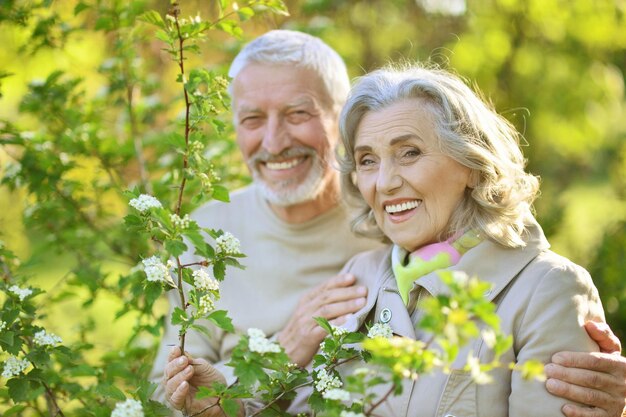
top-left (170, 2), bottom-right (190, 353)
top-left (364, 383), bottom-right (396, 416)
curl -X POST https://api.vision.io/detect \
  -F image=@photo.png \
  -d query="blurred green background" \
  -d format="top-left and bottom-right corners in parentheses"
top-left (1, 0), bottom-right (625, 346)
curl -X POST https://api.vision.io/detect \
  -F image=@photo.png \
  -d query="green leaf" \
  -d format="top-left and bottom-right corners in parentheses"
top-left (221, 398), bottom-right (240, 417)
top-left (0, 330), bottom-right (14, 346)
top-left (3, 405), bottom-right (27, 416)
top-left (165, 239), bottom-right (187, 257)
top-left (74, 2), bottom-right (90, 15)
top-left (213, 260), bottom-right (226, 280)
top-left (124, 214), bottom-right (143, 227)
top-left (95, 383), bottom-right (127, 401)
top-left (237, 7), bottom-right (255, 21)
top-left (139, 10), bottom-right (166, 29)
top-left (212, 184), bottom-right (230, 202)
top-left (207, 310), bottom-right (234, 332)
top-left (234, 361), bottom-right (266, 387)
top-left (343, 332), bottom-right (366, 344)
top-left (171, 307), bottom-right (188, 325)
top-left (314, 317), bottom-right (332, 334)
top-left (7, 378), bottom-right (28, 402)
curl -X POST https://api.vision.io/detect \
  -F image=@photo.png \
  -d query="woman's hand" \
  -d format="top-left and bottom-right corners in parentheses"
top-left (164, 346), bottom-right (238, 417)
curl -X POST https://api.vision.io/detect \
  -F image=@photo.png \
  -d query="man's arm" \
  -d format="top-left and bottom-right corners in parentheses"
top-left (546, 321), bottom-right (626, 417)
top-left (277, 272), bottom-right (367, 367)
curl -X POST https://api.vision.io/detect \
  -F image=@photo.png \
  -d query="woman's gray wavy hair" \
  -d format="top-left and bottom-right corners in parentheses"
top-left (338, 64), bottom-right (540, 248)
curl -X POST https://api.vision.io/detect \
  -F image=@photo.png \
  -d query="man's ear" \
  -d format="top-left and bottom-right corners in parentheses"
top-left (467, 169), bottom-right (480, 189)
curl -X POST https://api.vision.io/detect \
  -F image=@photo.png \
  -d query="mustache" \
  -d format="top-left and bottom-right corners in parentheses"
top-left (249, 146), bottom-right (317, 165)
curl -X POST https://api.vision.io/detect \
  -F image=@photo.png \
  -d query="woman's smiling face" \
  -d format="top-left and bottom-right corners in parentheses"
top-left (354, 98), bottom-right (472, 252)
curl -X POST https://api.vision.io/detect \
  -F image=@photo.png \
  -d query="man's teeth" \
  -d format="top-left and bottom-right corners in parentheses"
top-left (265, 158), bottom-right (302, 170)
top-left (385, 200), bottom-right (420, 214)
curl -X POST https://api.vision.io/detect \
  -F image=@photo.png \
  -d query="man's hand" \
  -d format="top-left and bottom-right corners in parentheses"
top-left (545, 321), bottom-right (626, 417)
top-left (278, 273), bottom-right (367, 367)
top-left (164, 346), bottom-right (239, 417)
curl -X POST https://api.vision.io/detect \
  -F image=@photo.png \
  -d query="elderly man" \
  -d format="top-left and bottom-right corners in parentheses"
top-left (150, 30), bottom-right (626, 417)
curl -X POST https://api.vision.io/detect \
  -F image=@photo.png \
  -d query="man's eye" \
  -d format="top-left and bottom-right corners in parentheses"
top-left (288, 111), bottom-right (312, 123)
top-left (240, 116), bottom-right (260, 127)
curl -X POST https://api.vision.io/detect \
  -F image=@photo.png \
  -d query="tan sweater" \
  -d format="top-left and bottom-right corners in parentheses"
top-left (149, 184), bottom-right (382, 410)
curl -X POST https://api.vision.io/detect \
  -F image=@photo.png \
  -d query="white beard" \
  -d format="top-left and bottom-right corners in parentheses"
top-left (252, 154), bottom-right (327, 207)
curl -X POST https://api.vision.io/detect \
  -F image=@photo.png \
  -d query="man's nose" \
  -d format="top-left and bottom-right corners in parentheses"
top-left (261, 116), bottom-right (291, 155)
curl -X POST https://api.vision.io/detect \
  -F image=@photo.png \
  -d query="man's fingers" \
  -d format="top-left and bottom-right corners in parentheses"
top-left (552, 352), bottom-right (622, 376)
top-left (167, 346), bottom-right (183, 362)
top-left (545, 363), bottom-right (620, 391)
top-left (585, 321), bottom-right (622, 354)
top-left (560, 403), bottom-right (608, 417)
top-left (169, 380), bottom-right (190, 410)
top-left (546, 377), bottom-right (613, 408)
top-left (165, 354), bottom-right (189, 380)
top-left (314, 297), bottom-right (367, 320)
top-left (166, 364), bottom-right (194, 397)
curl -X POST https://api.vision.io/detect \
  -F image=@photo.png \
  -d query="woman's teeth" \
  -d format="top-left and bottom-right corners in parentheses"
top-left (385, 200), bottom-right (420, 214)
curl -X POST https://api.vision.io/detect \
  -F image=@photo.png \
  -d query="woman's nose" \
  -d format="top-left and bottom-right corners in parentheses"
top-left (376, 160), bottom-right (403, 193)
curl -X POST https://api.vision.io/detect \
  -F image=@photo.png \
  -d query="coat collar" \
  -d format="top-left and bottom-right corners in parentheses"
top-left (347, 216), bottom-right (550, 338)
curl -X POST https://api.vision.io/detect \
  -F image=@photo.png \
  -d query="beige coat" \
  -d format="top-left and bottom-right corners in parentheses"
top-left (290, 218), bottom-right (605, 416)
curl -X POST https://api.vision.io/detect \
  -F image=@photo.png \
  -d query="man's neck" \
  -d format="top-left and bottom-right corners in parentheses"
top-left (268, 179), bottom-right (341, 224)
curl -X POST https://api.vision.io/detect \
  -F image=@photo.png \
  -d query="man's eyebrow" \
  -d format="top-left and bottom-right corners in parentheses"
top-left (237, 105), bottom-right (261, 114)
top-left (354, 144), bottom-right (372, 154)
top-left (285, 97), bottom-right (316, 109)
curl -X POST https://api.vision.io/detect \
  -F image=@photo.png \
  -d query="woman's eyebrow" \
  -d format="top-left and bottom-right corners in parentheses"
top-left (354, 144), bottom-right (372, 154)
top-left (389, 134), bottom-right (423, 146)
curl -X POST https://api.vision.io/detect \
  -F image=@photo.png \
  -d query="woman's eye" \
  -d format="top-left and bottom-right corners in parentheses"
top-left (403, 148), bottom-right (421, 158)
top-left (357, 156), bottom-right (375, 167)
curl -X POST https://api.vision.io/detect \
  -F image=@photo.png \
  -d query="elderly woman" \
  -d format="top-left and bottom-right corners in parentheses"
top-left (329, 65), bottom-right (606, 416)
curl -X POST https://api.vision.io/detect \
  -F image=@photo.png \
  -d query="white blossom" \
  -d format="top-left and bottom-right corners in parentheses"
top-left (322, 388), bottom-right (351, 402)
top-left (193, 269), bottom-right (219, 292)
top-left (340, 412), bottom-right (365, 417)
top-left (481, 329), bottom-right (497, 349)
top-left (111, 398), bottom-right (144, 417)
top-left (466, 354), bottom-right (493, 385)
top-left (315, 368), bottom-right (342, 393)
top-left (170, 213), bottom-right (191, 229)
top-left (247, 328), bottom-right (281, 354)
top-left (129, 194), bottom-right (162, 212)
top-left (367, 323), bottom-right (393, 339)
top-left (2, 356), bottom-right (31, 379)
top-left (142, 256), bottom-right (171, 283)
top-left (197, 294), bottom-right (216, 316)
top-left (216, 232), bottom-right (241, 255)
top-left (331, 325), bottom-right (348, 337)
top-left (0, 321), bottom-right (6, 332)
top-left (9, 285), bottom-right (32, 301)
top-left (33, 330), bottom-right (62, 347)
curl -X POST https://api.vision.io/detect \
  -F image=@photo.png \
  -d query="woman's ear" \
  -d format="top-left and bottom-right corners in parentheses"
top-left (467, 169), bottom-right (480, 189)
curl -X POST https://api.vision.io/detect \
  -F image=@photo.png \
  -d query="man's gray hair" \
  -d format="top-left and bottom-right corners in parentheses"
top-left (228, 29), bottom-right (350, 113)
top-left (338, 64), bottom-right (540, 248)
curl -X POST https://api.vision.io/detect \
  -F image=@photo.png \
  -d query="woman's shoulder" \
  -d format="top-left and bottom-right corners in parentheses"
top-left (524, 249), bottom-right (594, 287)
top-left (341, 245), bottom-right (393, 285)
top-left (345, 245), bottom-right (392, 267)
